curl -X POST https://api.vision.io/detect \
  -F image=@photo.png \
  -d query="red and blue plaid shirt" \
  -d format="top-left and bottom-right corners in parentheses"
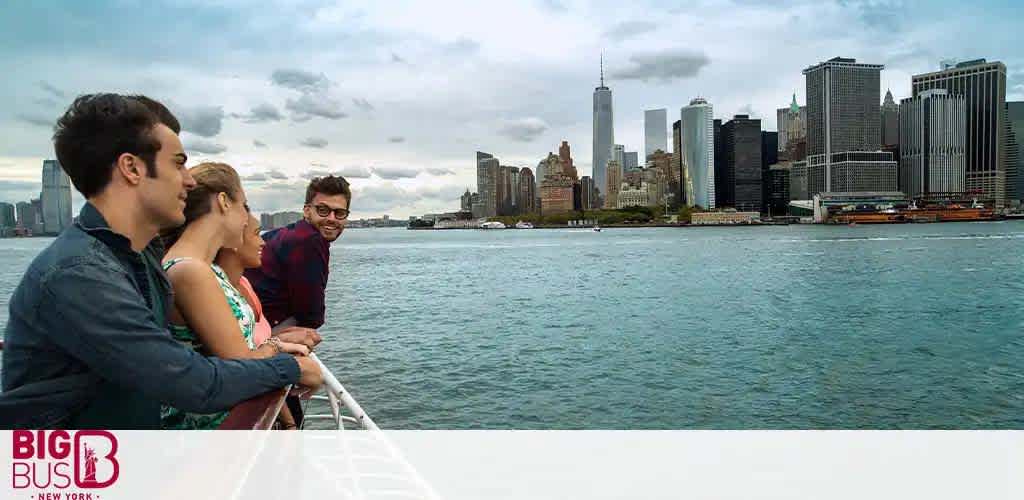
top-left (244, 219), bottom-right (330, 329)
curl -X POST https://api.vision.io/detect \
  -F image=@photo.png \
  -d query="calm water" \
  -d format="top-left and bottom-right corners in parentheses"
top-left (1, 222), bottom-right (1022, 429)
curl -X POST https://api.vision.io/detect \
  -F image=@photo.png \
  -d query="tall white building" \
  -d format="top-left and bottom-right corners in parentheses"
top-left (681, 98), bottom-right (715, 209)
top-left (644, 109), bottom-right (668, 160)
top-left (899, 89), bottom-right (966, 197)
top-left (41, 159), bottom-right (72, 235)
top-left (592, 57), bottom-right (614, 199)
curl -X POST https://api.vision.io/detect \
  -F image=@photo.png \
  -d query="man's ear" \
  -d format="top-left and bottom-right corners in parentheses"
top-left (115, 153), bottom-right (143, 186)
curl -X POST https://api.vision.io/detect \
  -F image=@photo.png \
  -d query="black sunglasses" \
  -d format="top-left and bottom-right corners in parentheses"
top-left (309, 203), bottom-right (349, 220)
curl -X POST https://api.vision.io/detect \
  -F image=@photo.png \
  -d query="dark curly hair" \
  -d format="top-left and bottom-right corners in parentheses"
top-left (53, 93), bottom-right (180, 198)
top-left (305, 175), bottom-right (351, 207)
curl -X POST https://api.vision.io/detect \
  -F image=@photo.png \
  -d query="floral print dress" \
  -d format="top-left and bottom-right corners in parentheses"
top-left (160, 258), bottom-right (257, 430)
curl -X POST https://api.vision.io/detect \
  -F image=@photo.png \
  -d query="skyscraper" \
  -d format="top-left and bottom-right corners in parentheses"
top-left (719, 115), bottom-right (763, 211)
top-left (41, 159), bottom-right (72, 235)
top-left (592, 57), bottom-right (614, 198)
top-left (613, 144), bottom-right (625, 172)
top-left (881, 89), bottom-right (900, 147)
top-left (623, 151), bottom-right (638, 171)
top-left (682, 98), bottom-right (715, 208)
top-left (519, 168), bottom-right (536, 214)
top-left (0, 202), bottom-right (15, 228)
top-left (899, 89), bottom-right (966, 197)
top-left (1008, 102), bottom-right (1024, 204)
top-left (475, 151), bottom-right (498, 218)
top-left (912, 59), bottom-right (1010, 206)
top-left (644, 109), bottom-right (668, 160)
top-left (776, 93), bottom-right (806, 153)
top-left (803, 57), bottom-right (894, 196)
top-left (603, 160), bottom-right (623, 209)
top-left (15, 201), bottom-right (36, 230)
top-left (672, 119), bottom-right (684, 205)
top-left (580, 176), bottom-right (595, 210)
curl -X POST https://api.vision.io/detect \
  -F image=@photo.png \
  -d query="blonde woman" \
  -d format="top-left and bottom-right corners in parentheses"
top-left (161, 162), bottom-right (309, 429)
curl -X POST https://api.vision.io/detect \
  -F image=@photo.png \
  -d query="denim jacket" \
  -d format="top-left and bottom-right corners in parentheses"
top-left (0, 203), bottom-right (300, 429)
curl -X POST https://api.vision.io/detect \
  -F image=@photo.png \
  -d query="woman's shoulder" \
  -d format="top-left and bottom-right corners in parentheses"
top-left (162, 257), bottom-right (218, 286)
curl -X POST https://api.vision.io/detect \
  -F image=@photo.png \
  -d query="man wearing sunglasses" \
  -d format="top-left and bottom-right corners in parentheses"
top-left (246, 175), bottom-right (351, 332)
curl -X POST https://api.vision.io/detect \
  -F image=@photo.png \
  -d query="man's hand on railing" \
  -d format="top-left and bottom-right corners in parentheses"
top-left (295, 355), bottom-right (324, 389)
top-left (274, 327), bottom-right (322, 349)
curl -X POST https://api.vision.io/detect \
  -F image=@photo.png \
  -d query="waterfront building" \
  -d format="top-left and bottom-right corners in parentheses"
top-left (793, 152), bottom-right (898, 196)
top-left (540, 153), bottom-right (574, 215)
top-left (645, 109), bottom-right (668, 160)
top-left (776, 93), bottom-right (807, 153)
top-left (603, 159), bottom-right (623, 209)
top-left (624, 151), bottom-right (638, 171)
top-left (580, 176), bottom-right (596, 210)
top-left (1009, 102), bottom-right (1024, 205)
top-left (460, 189), bottom-right (473, 212)
top-left (592, 57), bottom-right (614, 197)
top-left (0, 202), bottom-right (15, 229)
top-left (766, 164), bottom-right (791, 216)
top-left (558, 141), bottom-right (579, 180)
top-left (475, 151), bottom-right (498, 218)
top-left (519, 168), bottom-right (537, 214)
top-left (672, 119), bottom-right (684, 205)
top-left (647, 149), bottom-right (675, 202)
top-left (761, 131), bottom-right (779, 212)
top-left (617, 183), bottom-right (652, 208)
top-left (30, 198), bottom-right (44, 235)
top-left (912, 59), bottom-right (1011, 206)
top-left (899, 89), bottom-right (967, 197)
top-left (719, 115), bottom-right (763, 212)
top-left (681, 97), bottom-right (715, 208)
top-left (613, 144), bottom-right (625, 173)
top-left (803, 57), bottom-right (892, 198)
top-left (691, 211), bottom-right (760, 225)
top-left (881, 89), bottom-right (900, 147)
top-left (41, 159), bottom-right (73, 235)
top-left (496, 165), bottom-right (520, 216)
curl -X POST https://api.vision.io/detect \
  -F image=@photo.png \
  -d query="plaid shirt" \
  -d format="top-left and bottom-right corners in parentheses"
top-left (244, 219), bottom-right (330, 329)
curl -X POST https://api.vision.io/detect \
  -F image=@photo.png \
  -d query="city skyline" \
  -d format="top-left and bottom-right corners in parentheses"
top-left (1, 0), bottom-right (1023, 219)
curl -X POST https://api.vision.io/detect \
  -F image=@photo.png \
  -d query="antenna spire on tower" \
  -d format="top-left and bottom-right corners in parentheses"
top-left (600, 53), bottom-right (605, 87)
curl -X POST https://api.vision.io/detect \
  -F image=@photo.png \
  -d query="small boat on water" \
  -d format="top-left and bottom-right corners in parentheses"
top-left (479, 221), bottom-right (507, 229)
top-left (593, 225), bottom-right (602, 232)
top-left (514, 221), bottom-right (534, 229)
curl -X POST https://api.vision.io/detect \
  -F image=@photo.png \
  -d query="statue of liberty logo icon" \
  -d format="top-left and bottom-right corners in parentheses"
top-left (82, 444), bottom-right (99, 485)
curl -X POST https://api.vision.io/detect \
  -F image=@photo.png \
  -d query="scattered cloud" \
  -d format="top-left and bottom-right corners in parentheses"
top-left (33, 97), bottom-right (59, 108)
top-left (37, 81), bottom-right (65, 99)
top-left (418, 184), bottom-right (467, 201)
top-left (372, 165), bottom-right (421, 179)
top-left (539, 0), bottom-right (567, 13)
top-left (177, 105), bottom-right (224, 137)
top-left (604, 21), bottom-right (657, 41)
top-left (270, 69), bottom-right (330, 93)
top-left (352, 98), bottom-right (374, 111)
top-left (182, 133), bottom-right (227, 155)
top-left (16, 113), bottom-right (54, 128)
top-left (610, 49), bottom-right (710, 82)
top-left (253, 140), bottom-right (267, 148)
top-left (267, 169), bottom-right (288, 180)
top-left (300, 137), bottom-right (328, 148)
top-left (338, 165), bottom-right (373, 178)
top-left (736, 103), bottom-right (758, 117)
top-left (391, 52), bottom-right (406, 64)
top-left (243, 172), bottom-right (268, 181)
top-left (234, 103), bottom-right (283, 123)
top-left (498, 117), bottom-right (548, 142)
top-left (425, 167), bottom-right (456, 176)
top-left (388, 136), bottom-right (405, 143)
top-left (286, 93), bottom-right (347, 121)
top-left (351, 183), bottom-right (417, 212)
top-left (445, 37), bottom-right (480, 55)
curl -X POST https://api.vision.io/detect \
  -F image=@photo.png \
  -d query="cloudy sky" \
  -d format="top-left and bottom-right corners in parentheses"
top-left (1, 0), bottom-right (1021, 218)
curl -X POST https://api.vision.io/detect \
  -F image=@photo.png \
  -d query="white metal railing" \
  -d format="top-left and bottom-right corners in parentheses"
top-left (301, 353), bottom-right (380, 430)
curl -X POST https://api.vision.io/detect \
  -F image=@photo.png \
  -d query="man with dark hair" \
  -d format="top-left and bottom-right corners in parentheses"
top-left (246, 175), bottom-right (351, 330)
top-left (0, 93), bottom-right (323, 429)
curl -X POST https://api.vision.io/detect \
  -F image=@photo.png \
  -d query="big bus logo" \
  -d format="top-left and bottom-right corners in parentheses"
top-left (11, 430), bottom-right (120, 489)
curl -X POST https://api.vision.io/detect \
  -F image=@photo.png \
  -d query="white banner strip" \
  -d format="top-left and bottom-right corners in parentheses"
top-left (2, 431), bottom-right (1021, 500)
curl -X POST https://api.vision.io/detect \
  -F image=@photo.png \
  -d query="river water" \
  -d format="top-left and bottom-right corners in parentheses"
top-left (2, 222), bottom-right (1022, 428)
